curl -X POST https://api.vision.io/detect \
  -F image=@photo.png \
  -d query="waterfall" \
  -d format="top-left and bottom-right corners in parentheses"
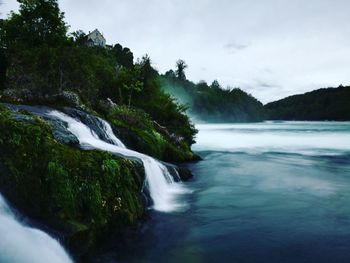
top-left (49, 110), bottom-right (188, 212)
top-left (0, 194), bottom-right (72, 263)
top-left (97, 117), bottom-right (126, 148)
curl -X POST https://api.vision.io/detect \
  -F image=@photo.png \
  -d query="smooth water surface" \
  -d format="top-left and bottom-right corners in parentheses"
top-left (95, 122), bottom-right (350, 263)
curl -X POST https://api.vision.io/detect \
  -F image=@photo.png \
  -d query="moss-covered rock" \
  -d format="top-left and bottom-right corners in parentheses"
top-left (106, 105), bottom-right (199, 162)
top-left (0, 105), bottom-right (145, 255)
top-left (0, 93), bottom-right (200, 163)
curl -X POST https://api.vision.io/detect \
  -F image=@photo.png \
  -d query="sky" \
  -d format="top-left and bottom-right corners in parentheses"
top-left (1, 0), bottom-right (350, 103)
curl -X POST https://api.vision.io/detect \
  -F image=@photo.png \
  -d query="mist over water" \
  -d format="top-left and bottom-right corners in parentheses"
top-left (194, 122), bottom-right (350, 155)
top-left (97, 121), bottom-right (350, 263)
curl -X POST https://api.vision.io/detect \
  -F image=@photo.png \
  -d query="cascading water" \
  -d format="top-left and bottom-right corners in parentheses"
top-left (97, 117), bottom-right (126, 148)
top-left (0, 194), bottom-right (72, 263)
top-left (49, 110), bottom-right (188, 212)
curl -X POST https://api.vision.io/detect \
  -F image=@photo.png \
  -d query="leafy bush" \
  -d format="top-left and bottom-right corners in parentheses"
top-left (106, 105), bottom-right (196, 162)
top-left (108, 105), bottom-right (154, 131)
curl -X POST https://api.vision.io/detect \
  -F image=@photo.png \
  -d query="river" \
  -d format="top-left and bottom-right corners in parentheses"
top-left (94, 121), bottom-right (350, 263)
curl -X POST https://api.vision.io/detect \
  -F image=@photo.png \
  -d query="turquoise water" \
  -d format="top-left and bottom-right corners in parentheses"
top-left (93, 122), bottom-right (350, 263)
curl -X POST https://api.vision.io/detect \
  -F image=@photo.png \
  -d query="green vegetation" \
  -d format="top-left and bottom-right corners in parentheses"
top-left (105, 105), bottom-right (197, 162)
top-left (0, 105), bottom-right (145, 251)
top-left (0, 0), bottom-right (197, 162)
top-left (160, 66), bottom-right (265, 122)
top-left (265, 85), bottom-right (350, 120)
top-left (1, 1), bottom-right (349, 257)
top-left (0, 0), bottom-right (199, 253)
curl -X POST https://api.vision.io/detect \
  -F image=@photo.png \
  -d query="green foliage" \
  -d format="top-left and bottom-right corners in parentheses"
top-left (112, 43), bottom-right (134, 68)
top-left (108, 105), bottom-right (154, 131)
top-left (0, 106), bottom-right (144, 233)
top-left (175, 59), bottom-right (188, 80)
top-left (160, 73), bottom-right (265, 123)
top-left (211, 80), bottom-right (221, 89)
top-left (107, 105), bottom-right (196, 162)
top-left (2, 0), bottom-right (67, 47)
top-left (265, 85), bottom-right (350, 120)
top-left (70, 30), bottom-right (86, 46)
top-left (1, 0), bottom-right (68, 95)
top-left (0, 0), bottom-right (197, 160)
top-left (117, 65), bottom-right (144, 107)
top-left (0, 47), bottom-right (6, 90)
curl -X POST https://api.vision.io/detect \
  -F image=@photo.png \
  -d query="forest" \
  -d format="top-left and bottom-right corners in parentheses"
top-left (0, 0), bottom-right (197, 155)
top-left (160, 63), bottom-right (265, 123)
top-left (265, 85), bottom-right (350, 121)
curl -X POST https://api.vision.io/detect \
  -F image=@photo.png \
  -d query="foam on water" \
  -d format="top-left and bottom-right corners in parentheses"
top-left (97, 117), bottom-right (126, 148)
top-left (194, 122), bottom-right (350, 156)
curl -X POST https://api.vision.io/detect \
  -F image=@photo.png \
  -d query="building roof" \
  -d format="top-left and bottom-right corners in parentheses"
top-left (87, 29), bottom-right (106, 40)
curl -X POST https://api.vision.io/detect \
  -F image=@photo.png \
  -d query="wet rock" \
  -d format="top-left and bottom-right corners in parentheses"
top-left (58, 91), bottom-right (83, 109)
top-left (162, 162), bottom-right (193, 182)
top-left (176, 166), bottom-right (193, 181)
top-left (46, 117), bottom-right (79, 146)
top-left (63, 108), bottom-right (115, 144)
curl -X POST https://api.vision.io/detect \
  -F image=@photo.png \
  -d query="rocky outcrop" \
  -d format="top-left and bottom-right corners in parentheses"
top-left (0, 103), bottom-right (196, 256)
top-left (3, 104), bottom-right (80, 146)
top-left (1, 89), bottom-right (86, 110)
top-left (0, 104), bottom-right (146, 257)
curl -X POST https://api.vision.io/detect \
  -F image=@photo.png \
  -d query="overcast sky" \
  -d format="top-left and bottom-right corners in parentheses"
top-left (2, 0), bottom-right (350, 103)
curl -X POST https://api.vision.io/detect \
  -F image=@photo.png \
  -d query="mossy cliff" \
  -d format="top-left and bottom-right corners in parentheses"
top-left (0, 105), bottom-right (145, 255)
top-left (100, 105), bottom-right (200, 163)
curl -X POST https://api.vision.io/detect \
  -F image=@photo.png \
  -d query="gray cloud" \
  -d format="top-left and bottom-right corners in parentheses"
top-left (254, 81), bottom-right (280, 89)
top-left (224, 42), bottom-right (248, 51)
top-left (2, 0), bottom-right (350, 103)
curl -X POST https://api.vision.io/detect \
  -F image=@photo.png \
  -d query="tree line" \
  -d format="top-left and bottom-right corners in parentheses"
top-left (265, 85), bottom-right (350, 121)
top-left (1, 0), bottom-right (348, 126)
top-left (159, 62), bottom-right (265, 122)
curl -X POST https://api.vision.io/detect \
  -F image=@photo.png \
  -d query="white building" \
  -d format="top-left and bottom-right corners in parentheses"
top-left (86, 29), bottom-right (106, 48)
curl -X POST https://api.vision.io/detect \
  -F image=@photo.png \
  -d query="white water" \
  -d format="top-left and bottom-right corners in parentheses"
top-left (194, 122), bottom-right (350, 155)
top-left (49, 111), bottom-right (188, 212)
top-left (0, 194), bottom-right (72, 263)
top-left (97, 117), bottom-right (126, 148)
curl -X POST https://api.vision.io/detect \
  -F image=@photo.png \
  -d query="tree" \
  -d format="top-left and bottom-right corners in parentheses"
top-left (1, 0), bottom-right (69, 95)
top-left (0, 49), bottom-right (6, 90)
top-left (3, 0), bottom-right (68, 48)
top-left (211, 79), bottom-right (221, 89)
top-left (124, 66), bottom-right (143, 108)
top-left (138, 54), bottom-right (158, 83)
top-left (70, 30), bottom-right (86, 45)
top-left (160, 70), bottom-right (265, 123)
top-left (112, 43), bottom-right (134, 68)
top-left (196, 80), bottom-right (209, 90)
top-left (0, 18), bottom-right (6, 89)
top-left (164, 69), bottom-right (176, 79)
top-left (116, 65), bottom-right (144, 107)
top-left (175, 59), bottom-right (187, 80)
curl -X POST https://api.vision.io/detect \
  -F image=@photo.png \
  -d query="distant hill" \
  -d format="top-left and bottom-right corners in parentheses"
top-left (159, 73), bottom-right (265, 123)
top-left (265, 85), bottom-right (350, 121)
